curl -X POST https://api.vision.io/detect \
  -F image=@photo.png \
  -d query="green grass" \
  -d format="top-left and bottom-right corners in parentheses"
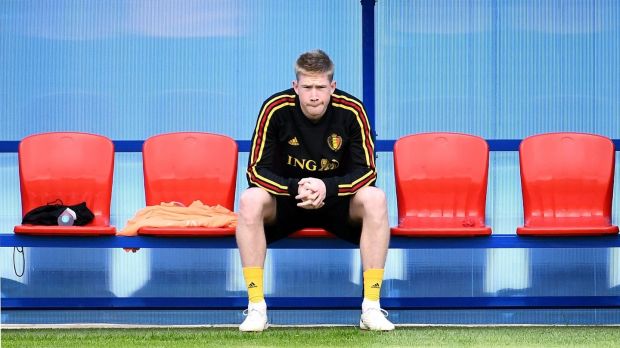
top-left (3, 326), bottom-right (620, 347)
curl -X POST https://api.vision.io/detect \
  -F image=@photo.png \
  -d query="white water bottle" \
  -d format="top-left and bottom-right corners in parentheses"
top-left (57, 208), bottom-right (77, 226)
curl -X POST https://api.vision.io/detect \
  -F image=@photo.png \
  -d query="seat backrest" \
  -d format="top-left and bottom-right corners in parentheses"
top-left (519, 132), bottom-right (615, 227)
top-left (18, 132), bottom-right (114, 226)
top-left (393, 133), bottom-right (489, 227)
top-left (143, 132), bottom-right (237, 209)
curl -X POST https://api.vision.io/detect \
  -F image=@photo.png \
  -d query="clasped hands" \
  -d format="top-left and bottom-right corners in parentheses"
top-left (295, 177), bottom-right (326, 210)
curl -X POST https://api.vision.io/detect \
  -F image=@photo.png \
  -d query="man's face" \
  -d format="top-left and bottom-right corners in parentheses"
top-left (293, 72), bottom-right (336, 121)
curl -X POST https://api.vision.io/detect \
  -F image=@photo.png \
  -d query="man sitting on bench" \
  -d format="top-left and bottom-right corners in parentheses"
top-left (236, 49), bottom-right (394, 332)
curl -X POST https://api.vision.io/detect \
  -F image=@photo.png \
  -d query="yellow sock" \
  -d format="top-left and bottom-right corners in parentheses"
top-left (363, 269), bottom-right (384, 301)
top-left (243, 267), bottom-right (264, 303)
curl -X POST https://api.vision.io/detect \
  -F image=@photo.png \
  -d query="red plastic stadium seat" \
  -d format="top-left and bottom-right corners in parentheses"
top-left (391, 133), bottom-right (492, 237)
top-left (14, 132), bottom-right (116, 236)
top-left (139, 132), bottom-right (238, 237)
top-left (289, 228), bottom-right (335, 238)
top-left (517, 132), bottom-right (618, 236)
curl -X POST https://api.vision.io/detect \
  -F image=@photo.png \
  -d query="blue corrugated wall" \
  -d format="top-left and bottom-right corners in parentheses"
top-left (1, 0), bottom-right (620, 325)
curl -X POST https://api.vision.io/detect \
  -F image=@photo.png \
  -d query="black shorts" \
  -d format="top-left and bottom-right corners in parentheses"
top-left (264, 196), bottom-right (362, 245)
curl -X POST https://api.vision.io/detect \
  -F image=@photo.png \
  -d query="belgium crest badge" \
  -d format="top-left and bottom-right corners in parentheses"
top-left (327, 133), bottom-right (342, 151)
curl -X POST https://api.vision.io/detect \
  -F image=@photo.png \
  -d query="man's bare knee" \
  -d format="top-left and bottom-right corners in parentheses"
top-left (238, 188), bottom-right (275, 226)
top-left (353, 187), bottom-right (387, 214)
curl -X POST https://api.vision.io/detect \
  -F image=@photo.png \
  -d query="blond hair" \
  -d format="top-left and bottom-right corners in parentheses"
top-left (295, 49), bottom-right (334, 81)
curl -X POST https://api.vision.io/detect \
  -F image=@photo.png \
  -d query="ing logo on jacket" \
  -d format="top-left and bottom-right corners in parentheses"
top-left (287, 155), bottom-right (339, 171)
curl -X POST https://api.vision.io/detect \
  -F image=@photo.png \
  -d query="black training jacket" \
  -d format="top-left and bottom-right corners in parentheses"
top-left (247, 88), bottom-right (376, 198)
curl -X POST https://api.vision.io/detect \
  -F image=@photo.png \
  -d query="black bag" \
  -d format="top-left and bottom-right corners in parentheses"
top-left (22, 201), bottom-right (95, 226)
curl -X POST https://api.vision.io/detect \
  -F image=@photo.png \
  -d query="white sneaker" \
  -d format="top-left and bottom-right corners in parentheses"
top-left (239, 300), bottom-right (268, 332)
top-left (360, 301), bottom-right (395, 331)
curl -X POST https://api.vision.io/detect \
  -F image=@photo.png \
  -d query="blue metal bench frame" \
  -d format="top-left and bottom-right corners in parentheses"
top-left (3, 234), bottom-right (620, 250)
top-left (2, 234), bottom-right (620, 310)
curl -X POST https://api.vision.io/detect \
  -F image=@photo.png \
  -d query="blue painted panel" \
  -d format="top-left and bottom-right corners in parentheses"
top-left (375, 0), bottom-right (496, 139)
top-left (0, 0), bottom-right (362, 141)
top-left (5, 308), bottom-right (620, 325)
top-left (497, 0), bottom-right (618, 138)
top-left (6, 295), bottom-right (620, 310)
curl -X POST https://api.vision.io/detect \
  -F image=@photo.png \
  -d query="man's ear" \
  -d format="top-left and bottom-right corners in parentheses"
top-left (330, 80), bottom-right (337, 93)
top-left (292, 80), bottom-right (299, 93)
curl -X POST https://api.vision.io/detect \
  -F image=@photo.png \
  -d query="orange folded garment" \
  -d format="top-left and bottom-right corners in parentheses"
top-left (118, 200), bottom-right (237, 236)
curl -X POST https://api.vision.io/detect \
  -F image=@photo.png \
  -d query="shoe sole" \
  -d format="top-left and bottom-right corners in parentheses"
top-left (239, 323), bottom-right (268, 332)
top-left (359, 320), bottom-right (394, 331)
